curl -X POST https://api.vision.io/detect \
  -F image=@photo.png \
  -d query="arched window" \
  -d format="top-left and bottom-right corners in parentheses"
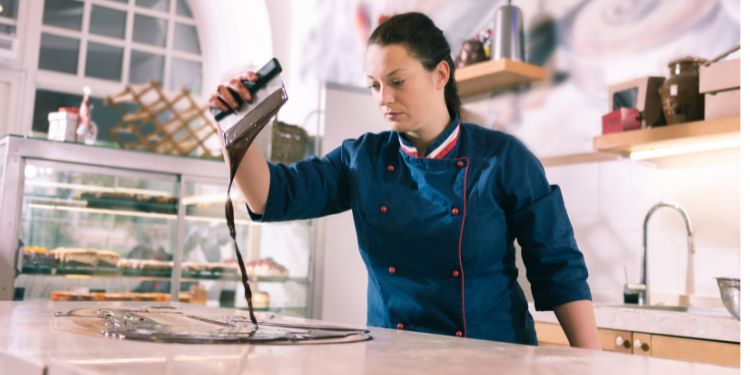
top-left (24, 0), bottom-right (204, 139)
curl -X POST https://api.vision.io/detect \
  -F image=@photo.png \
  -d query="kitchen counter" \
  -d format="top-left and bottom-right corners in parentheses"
top-left (0, 301), bottom-right (738, 375)
top-left (530, 303), bottom-right (740, 343)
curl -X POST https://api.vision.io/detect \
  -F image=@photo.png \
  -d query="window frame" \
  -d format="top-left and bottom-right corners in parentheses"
top-left (17, 0), bottom-right (203, 136)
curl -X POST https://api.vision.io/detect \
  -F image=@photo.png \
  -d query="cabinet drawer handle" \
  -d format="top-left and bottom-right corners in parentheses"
top-left (634, 339), bottom-right (650, 352)
top-left (615, 336), bottom-right (631, 349)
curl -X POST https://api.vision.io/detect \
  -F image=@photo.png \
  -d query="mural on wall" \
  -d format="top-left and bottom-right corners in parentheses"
top-left (292, 0), bottom-right (740, 157)
top-left (503, 0), bottom-right (740, 157)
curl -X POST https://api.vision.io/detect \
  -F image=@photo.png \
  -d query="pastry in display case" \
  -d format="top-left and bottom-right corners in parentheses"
top-left (180, 261), bottom-right (237, 279)
top-left (53, 248), bottom-right (100, 268)
top-left (252, 290), bottom-right (271, 310)
top-left (246, 257), bottom-right (289, 278)
top-left (117, 258), bottom-right (174, 277)
top-left (95, 250), bottom-right (121, 268)
top-left (51, 291), bottom-right (171, 302)
top-left (23, 247), bottom-right (123, 274)
top-left (76, 191), bottom-right (178, 214)
top-left (21, 246), bottom-right (56, 269)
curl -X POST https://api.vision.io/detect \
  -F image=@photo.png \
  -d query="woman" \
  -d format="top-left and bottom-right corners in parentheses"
top-left (210, 12), bottom-right (600, 348)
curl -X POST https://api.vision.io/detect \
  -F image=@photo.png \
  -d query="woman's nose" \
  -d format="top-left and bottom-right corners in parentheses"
top-left (378, 86), bottom-right (395, 106)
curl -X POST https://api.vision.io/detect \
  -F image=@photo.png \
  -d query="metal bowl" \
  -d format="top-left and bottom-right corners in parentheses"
top-left (716, 277), bottom-right (740, 320)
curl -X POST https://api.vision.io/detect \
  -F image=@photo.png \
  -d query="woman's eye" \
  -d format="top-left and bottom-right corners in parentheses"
top-left (391, 79), bottom-right (404, 86)
top-left (368, 83), bottom-right (380, 91)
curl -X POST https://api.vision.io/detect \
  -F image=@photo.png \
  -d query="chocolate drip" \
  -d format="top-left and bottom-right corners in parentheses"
top-left (223, 98), bottom-right (284, 326)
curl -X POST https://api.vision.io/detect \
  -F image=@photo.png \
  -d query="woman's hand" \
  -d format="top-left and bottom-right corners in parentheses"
top-left (209, 70), bottom-right (259, 112)
top-left (206, 70), bottom-right (271, 215)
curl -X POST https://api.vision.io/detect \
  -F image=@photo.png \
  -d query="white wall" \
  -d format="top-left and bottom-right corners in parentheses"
top-left (190, 0), bottom-right (273, 101)
top-left (316, 83), bottom-right (383, 325)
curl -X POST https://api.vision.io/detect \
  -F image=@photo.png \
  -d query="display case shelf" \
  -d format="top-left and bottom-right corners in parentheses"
top-left (19, 265), bottom-right (309, 284)
top-left (455, 59), bottom-right (545, 97)
top-left (25, 198), bottom-right (257, 225)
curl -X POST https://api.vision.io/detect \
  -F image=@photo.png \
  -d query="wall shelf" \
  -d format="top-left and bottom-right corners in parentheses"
top-left (537, 116), bottom-right (740, 167)
top-left (455, 59), bottom-right (545, 97)
top-left (540, 152), bottom-right (620, 167)
top-left (593, 116), bottom-right (740, 157)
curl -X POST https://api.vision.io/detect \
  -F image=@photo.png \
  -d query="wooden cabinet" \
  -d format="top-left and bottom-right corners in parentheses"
top-left (597, 327), bottom-right (634, 354)
top-left (650, 334), bottom-right (740, 368)
top-left (632, 332), bottom-right (652, 357)
top-left (535, 322), bottom-right (740, 368)
top-left (535, 321), bottom-right (569, 348)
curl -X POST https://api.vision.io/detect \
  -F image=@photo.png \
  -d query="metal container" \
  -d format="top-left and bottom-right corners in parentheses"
top-left (716, 277), bottom-right (740, 320)
top-left (658, 56), bottom-right (708, 125)
top-left (492, 0), bottom-right (525, 61)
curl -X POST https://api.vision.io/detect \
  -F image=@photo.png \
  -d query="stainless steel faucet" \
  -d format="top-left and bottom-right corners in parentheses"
top-left (625, 202), bottom-right (696, 305)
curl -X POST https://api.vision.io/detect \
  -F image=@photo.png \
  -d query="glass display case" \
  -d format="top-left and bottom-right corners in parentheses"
top-left (0, 135), bottom-right (317, 317)
top-left (179, 179), bottom-right (313, 315)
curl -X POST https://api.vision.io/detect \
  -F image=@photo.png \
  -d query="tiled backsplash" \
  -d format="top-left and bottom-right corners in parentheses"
top-left (533, 149), bottom-right (740, 305)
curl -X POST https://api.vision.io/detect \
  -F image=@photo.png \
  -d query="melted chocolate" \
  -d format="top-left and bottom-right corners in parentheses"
top-left (56, 306), bottom-right (371, 345)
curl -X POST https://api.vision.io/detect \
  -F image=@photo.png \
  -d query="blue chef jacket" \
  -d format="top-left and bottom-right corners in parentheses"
top-left (249, 116), bottom-right (592, 345)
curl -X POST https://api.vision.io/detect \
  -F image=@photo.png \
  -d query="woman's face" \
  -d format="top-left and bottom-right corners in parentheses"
top-left (365, 43), bottom-right (447, 133)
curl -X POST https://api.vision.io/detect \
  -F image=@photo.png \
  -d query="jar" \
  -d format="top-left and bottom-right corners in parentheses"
top-left (658, 56), bottom-right (708, 124)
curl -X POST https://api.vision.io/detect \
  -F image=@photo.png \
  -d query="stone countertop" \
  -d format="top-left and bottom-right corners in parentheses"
top-left (530, 303), bottom-right (740, 343)
top-left (0, 301), bottom-right (739, 375)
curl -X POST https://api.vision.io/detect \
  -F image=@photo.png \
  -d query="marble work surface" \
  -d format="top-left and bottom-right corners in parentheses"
top-left (530, 303), bottom-right (740, 343)
top-left (0, 301), bottom-right (739, 375)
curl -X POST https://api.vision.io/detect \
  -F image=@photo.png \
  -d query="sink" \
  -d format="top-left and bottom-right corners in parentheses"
top-left (600, 304), bottom-right (732, 317)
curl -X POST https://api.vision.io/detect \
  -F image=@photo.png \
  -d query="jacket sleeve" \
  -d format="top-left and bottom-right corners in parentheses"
top-left (247, 140), bottom-right (353, 222)
top-left (500, 137), bottom-right (592, 311)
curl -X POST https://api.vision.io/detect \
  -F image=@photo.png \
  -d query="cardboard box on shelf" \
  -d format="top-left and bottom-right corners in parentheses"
top-left (699, 59), bottom-right (740, 94)
top-left (47, 110), bottom-right (78, 142)
top-left (705, 89), bottom-right (740, 120)
top-left (601, 108), bottom-right (641, 134)
top-left (608, 76), bottom-right (665, 128)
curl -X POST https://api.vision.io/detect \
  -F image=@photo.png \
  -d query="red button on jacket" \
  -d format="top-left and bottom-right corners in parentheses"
top-left (455, 330), bottom-right (463, 337)
top-left (387, 165), bottom-right (395, 172)
top-left (451, 207), bottom-right (460, 215)
top-left (452, 270), bottom-right (460, 278)
top-left (456, 160), bottom-right (465, 168)
top-left (388, 266), bottom-right (396, 274)
top-left (380, 206), bottom-right (388, 214)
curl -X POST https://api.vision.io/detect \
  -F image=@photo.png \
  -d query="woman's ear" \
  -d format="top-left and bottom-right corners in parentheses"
top-left (433, 60), bottom-right (450, 90)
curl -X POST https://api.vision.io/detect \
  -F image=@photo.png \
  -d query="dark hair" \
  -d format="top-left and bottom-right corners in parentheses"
top-left (368, 12), bottom-right (461, 118)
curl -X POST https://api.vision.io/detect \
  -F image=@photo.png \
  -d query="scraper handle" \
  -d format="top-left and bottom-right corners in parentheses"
top-left (212, 58), bottom-right (283, 121)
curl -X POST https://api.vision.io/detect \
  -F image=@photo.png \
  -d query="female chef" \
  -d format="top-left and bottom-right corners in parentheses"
top-left (210, 12), bottom-right (601, 349)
